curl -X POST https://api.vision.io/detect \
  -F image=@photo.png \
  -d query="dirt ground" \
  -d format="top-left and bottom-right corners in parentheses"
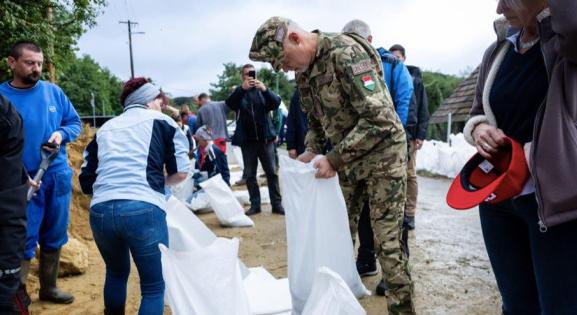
top-left (27, 131), bottom-right (502, 314)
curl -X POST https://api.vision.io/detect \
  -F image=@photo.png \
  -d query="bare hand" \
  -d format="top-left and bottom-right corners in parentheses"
top-left (242, 78), bottom-right (256, 90)
top-left (415, 139), bottom-right (424, 150)
top-left (48, 131), bottom-right (63, 145)
top-left (313, 156), bottom-right (336, 178)
top-left (297, 151), bottom-right (316, 163)
top-left (28, 176), bottom-right (41, 192)
top-left (288, 149), bottom-right (297, 159)
top-left (254, 80), bottom-right (267, 91)
top-left (472, 123), bottom-right (507, 159)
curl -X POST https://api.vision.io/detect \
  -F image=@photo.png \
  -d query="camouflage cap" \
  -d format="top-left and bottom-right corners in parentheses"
top-left (249, 16), bottom-right (290, 72)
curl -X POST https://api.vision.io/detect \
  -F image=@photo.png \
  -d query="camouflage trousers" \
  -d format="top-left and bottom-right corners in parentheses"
top-left (340, 168), bottom-right (415, 315)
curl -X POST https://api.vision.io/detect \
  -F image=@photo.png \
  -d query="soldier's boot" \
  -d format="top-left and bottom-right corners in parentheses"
top-left (38, 249), bottom-right (74, 304)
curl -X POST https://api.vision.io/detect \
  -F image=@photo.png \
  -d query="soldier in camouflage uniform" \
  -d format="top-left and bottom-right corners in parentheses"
top-left (249, 17), bottom-right (415, 314)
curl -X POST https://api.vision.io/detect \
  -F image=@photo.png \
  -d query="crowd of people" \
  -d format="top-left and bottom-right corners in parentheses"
top-left (0, 0), bottom-right (575, 314)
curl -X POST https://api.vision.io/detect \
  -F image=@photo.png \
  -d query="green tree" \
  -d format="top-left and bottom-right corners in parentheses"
top-left (421, 71), bottom-right (464, 140)
top-left (0, 0), bottom-right (106, 82)
top-left (254, 67), bottom-right (295, 106)
top-left (422, 71), bottom-right (463, 117)
top-left (208, 62), bottom-right (242, 101)
top-left (58, 55), bottom-right (122, 116)
top-left (209, 62), bottom-right (295, 105)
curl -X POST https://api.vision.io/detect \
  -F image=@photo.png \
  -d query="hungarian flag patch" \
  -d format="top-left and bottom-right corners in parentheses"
top-left (361, 75), bottom-right (375, 91)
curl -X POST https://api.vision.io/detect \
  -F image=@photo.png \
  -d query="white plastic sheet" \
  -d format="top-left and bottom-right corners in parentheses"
top-left (199, 174), bottom-right (254, 227)
top-left (160, 238), bottom-right (251, 315)
top-left (243, 267), bottom-right (292, 315)
top-left (302, 267), bottom-right (366, 315)
top-left (279, 156), bottom-right (369, 314)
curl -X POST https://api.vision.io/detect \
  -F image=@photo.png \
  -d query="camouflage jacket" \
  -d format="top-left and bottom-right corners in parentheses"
top-left (297, 31), bottom-right (407, 181)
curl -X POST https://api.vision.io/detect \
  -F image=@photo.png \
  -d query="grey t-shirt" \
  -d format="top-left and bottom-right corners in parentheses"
top-left (196, 101), bottom-right (229, 139)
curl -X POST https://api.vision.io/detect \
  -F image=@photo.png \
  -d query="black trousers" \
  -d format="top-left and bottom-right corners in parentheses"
top-left (480, 194), bottom-right (577, 315)
top-left (358, 201), bottom-right (409, 261)
top-left (0, 183), bottom-right (28, 312)
top-left (240, 140), bottom-right (282, 209)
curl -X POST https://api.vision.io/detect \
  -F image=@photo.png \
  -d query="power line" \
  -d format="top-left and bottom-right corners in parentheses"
top-left (119, 20), bottom-right (144, 78)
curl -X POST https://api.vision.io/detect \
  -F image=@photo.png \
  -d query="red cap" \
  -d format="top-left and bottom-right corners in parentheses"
top-left (446, 137), bottom-right (530, 210)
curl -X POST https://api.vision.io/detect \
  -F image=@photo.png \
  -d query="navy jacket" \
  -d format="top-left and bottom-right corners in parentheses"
top-left (285, 90), bottom-right (308, 155)
top-left (406, 66), bottom-right (430, 140)
top-left (225, 86), bottom-right (281, 146)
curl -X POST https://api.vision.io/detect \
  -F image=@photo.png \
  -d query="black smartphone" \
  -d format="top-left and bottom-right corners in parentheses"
top-left (248, 70), bottom-right (256, 79)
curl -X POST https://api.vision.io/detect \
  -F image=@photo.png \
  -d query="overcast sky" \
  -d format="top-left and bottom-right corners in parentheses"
top-left (77, 0), bottom-right (501, 98)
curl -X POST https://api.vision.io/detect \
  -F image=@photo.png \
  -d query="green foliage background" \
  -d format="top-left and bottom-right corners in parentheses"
top-left (208, 62), bottom-right (295, 105)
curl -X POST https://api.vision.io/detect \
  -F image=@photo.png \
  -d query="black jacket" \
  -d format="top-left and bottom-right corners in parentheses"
top-left (226, 86), bottom-right (281, 146)
top-left (406, 65), bottom-right (430, 140)
top-left (0, 94), bottom-right (28, 304)
top-left (285, 90), bottom-right (308, 155)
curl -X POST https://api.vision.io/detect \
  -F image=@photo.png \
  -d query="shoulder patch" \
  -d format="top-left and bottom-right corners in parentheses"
top-left (351, 60), bottom-right (373, 76)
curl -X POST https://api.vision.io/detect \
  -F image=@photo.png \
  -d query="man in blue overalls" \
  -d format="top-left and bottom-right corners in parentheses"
top-left (0, 41), bottom-right (81, 304)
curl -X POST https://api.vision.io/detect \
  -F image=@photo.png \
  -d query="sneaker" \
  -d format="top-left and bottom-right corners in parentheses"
top-left (245, 206), bottom-right (261, 216)
top-left (404, 216), bottom-right (415, 230)
top-left (376, 279), bottom-right (387, 296)
top-left (235, 178), bottom-right (247, 186)
top-left (356, 260), bottom-right (378, 277)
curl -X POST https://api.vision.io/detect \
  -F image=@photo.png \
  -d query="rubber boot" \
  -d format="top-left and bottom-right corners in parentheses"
top-left (38, 249), bottom-right (74, 304)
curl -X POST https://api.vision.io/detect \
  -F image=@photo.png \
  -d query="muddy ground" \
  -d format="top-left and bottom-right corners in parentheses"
top-left (28, 176), bottom-right (502, 315)
top-left (27, 132), bottom-right (501, 314)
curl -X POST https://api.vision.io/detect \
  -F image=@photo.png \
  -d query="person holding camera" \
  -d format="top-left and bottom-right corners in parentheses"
top-left (225, 64), bottom-right (284, 216)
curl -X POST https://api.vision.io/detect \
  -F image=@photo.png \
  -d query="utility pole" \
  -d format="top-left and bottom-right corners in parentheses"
top-left (119, 20), bottom-right (144, 78)
top-left (91, 92), bottom-right (96, 127)
top-left (46, 3), bottom-right (56, 82)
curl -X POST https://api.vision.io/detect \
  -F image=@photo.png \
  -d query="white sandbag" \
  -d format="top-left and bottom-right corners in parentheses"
top-left (302, 267), bottom-right (366, 315)
top-left (170, 173), bottom-right (195, 204)
top-left (244, 267), bottom-right (292, 315)
top-left (232, 145), bottom-right (244, 169)
top-left (187, 190), bottom-right (211, 211)
top-left (165, 196), bottom-right (216, 251)
top-left (160, 238), bottom-right (251, 315)
top-left (234, 187), bottom-right (270, 206)
top-left (416, 133), bottom-right (476, 178)
top-left (170, 170), bottom-right (211, 212)
top-left (279, 156), bottom-right (369, 315)
top-left (165, 196), bottom-right (250, 277)
top-left (200, 174), bottom-right (254, 227)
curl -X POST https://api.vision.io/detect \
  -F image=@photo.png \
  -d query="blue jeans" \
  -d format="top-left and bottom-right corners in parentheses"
top-left (90, 200), bottom-right (168, 315)
top-left (479, 193), bottom-right (577, 315)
